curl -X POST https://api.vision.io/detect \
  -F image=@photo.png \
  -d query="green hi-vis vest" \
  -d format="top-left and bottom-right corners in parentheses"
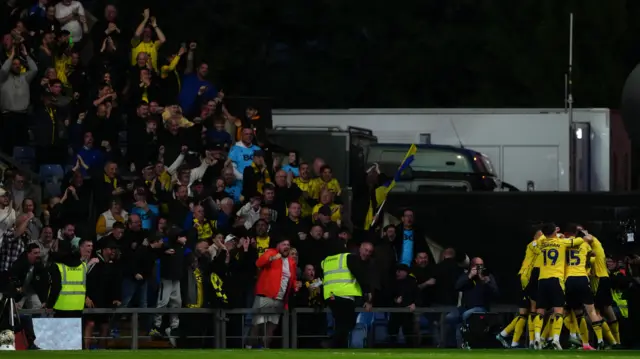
top-left (321, 253), bottom-right (362, 300)
top-left (611, 271), bottom-right (628, 318)
top-left (53, 262), bottom-right (87, 311)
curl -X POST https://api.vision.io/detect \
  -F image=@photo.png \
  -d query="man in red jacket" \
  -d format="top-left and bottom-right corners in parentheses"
top-left (247, 239), bottom-right (296, 349)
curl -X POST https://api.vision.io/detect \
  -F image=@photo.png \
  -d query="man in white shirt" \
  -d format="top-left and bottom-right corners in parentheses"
top-left (0, 189), bottom-right (16, 238)
top-left (54, 0), bottom-right (88, 43)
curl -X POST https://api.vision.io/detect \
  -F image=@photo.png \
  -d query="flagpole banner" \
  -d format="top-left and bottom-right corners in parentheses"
top-left (33, 318), bottom-right (82, 350)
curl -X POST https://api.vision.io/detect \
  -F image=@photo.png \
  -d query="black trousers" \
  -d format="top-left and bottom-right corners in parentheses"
top-left (327, 297), bottom-right (358, 348)
top-left (388, 312), bottom-right (414, 347)
top-left (55, 310), bottom-right (83, 318)
top-left (0, 111), bottom-right (29, 155)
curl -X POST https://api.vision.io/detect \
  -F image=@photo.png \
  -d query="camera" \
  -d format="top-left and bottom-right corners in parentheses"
top-left (476, 264), bottom-right (486, 276)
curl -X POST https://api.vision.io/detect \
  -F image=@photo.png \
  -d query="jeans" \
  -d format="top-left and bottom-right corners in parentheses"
top-left (120, 278), bottom-right (150, 331)
top-left (444, 306), bottom-right (487, 347)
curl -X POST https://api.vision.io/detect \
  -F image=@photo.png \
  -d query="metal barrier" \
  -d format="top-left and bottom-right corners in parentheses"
top-left (20, 305), bottom-right (519, 349)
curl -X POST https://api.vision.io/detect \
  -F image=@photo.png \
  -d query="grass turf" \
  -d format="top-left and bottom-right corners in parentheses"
top-left (3, 350), bottom-right (640, 359)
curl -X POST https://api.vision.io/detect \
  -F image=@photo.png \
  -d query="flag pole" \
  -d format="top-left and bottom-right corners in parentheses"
top-left (370, 199), bottom-right (386, 228)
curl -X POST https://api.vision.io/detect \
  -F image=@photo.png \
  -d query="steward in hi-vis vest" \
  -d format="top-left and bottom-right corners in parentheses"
top-left (45, 239), bottom-right (94, 317)
top-left (53, 262), bottom-right (87, 311)
top-left (321, 242), bottom-right (374, 349)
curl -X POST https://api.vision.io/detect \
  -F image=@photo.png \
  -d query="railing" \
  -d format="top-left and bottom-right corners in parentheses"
top-left (20, 305), bottom-right (519, 349)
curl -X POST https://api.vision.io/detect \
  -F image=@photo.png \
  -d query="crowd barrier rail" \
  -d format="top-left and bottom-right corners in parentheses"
top-left (20, 305), bottom-right (518, 349)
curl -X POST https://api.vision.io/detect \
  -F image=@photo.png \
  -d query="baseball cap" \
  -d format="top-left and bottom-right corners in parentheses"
top-left (253, 150), bottom-right (266, 157)
top-left (224, 234), bottom-right (236, 243)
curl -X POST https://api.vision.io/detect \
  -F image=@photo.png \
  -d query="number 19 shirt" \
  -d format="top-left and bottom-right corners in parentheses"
top-left (538, 237), bottom-right (584, 280)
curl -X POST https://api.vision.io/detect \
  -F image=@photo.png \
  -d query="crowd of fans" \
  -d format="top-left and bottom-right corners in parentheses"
top-left (0, 0), bottom-right (634, 351)
top-left (0, 0), bottom-right (462, 350)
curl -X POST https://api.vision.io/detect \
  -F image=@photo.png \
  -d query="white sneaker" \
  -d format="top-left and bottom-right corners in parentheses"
top-left (533, 340), bottom-right (541, 350)
top-left (552, 340), bottom-right (563, 350)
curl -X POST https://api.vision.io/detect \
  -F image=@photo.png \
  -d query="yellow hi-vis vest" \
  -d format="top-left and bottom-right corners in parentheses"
top-left (321, 253), bottom-right (362, 300)
top-left (53, 263), bottom-right (87, 311)
top-left (611, 272), bottom-right (628, 318)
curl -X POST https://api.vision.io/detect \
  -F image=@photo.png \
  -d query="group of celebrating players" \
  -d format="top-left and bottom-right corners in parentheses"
top-left (496, 223), bottom-right (621, 350)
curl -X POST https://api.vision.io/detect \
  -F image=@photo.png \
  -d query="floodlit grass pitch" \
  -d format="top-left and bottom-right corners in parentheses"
top-left (3, 350), bottom-right (640, 359)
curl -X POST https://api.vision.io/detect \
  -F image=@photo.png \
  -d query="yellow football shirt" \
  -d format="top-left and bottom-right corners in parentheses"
top-left (131, 40), bottom-right (162, 72)
top-left (312, 203), bottom-right (342, 224)
top-left (589, 237), bottom-right (608, 278)
top-left (256, 236), bottom-right (270, 256)
top-left (310, 177), bottom-right (342, 199)
top-left (293, 177), bottom-right (314, 217)
top-left (538, 237), bottom-right (584, 280)
top-left (518, 239), bottom-right (541, 288)
top-left (565, 241), bottom-right (591, 279)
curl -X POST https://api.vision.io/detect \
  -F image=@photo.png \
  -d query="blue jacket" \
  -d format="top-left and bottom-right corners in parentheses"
top-left (229, 142), bottom-right (261, 179)
top-left (224, 180), bottom-right (242, 203)
top-left (76, 147), bottom-right (105, 177)
top-left (130, 204), bottom-right (159, 230)
top-left (178, 74), bottom-right (216, 114)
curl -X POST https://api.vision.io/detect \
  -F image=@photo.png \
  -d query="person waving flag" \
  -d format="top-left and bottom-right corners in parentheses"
top-left (364, 144), bottom-right (417, 230)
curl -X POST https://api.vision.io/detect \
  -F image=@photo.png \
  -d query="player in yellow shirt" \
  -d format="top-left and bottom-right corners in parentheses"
top-left (533, 223), bottom-right (588, 350)
top-left (561, 224), bottom-right (603, 350)
top-left (496, 226), bottom-right (542, 349)
top-left (582, 225), bottom-right (620, 348)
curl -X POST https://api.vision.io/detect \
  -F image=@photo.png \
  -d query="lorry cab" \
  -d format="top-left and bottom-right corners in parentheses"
top-left (366, 144), bottom-right (511, 192)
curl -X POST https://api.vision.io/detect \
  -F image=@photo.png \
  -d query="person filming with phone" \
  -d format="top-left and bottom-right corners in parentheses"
top-left (444, 257), bottom-right (499, 348)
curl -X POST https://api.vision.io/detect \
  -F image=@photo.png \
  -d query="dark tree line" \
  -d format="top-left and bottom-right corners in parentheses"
top-left (109, 0), bottom-right (640, 109)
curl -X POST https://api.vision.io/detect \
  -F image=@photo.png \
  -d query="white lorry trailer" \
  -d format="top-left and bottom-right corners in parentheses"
top-left (272, 108), bottom-right (630, 191)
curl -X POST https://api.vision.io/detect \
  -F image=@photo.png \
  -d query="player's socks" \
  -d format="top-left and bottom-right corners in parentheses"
top-left (602, 321), bottom-right (617, 345)
top-left (512, 315), bottom-right (526, 346)
top-left (501, 316), bottom-right (519, 337)
top-left (541, 316), bottom-right (552, 341)
top-left (609, 320), bottom-right (620, 344)
top-left (533, 314), bottom-right (544, 341)
top-left (528, 314), bottom-right (535, 343)
top-left (551, 313), bottom-right (564, 342)
top-left (578, 316), bottom-right (590, 345)
top-left (564, 312), bottom-right (578, 338)
top-left (592, 320), bottom-right (604, 344)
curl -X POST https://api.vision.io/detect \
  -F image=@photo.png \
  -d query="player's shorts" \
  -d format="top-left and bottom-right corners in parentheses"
top-left (594, 276), bottom-right (613, 308)
top-left (519, 278), bottom-right (539, 308)
top-left (518, 269), bottom-right (539, 308)
top-left (565, 276), bottom-right (594, 309)
top-left (537, 277), bottom-right (565, 309)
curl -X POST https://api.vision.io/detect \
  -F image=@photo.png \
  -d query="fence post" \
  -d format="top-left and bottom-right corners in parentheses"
top-left (220, 309), bottom-right (227, 349)
top-left (213, 309), bottom-right (221, 349)
top-left (291, 309), bottom-right (298, 349)
top-left (282, 310), bottom-right (290, 349)
top-left (131, 312), bottom-right (139, 350)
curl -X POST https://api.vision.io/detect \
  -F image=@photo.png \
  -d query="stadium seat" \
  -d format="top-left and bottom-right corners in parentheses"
top-left (372, 312), bottom-right (389, 344)
top-left (349, 312), bottom-right (374, 348)
top-left (39, 164), bottom-right (65, 199)
top-left (39, 164), bottom-right (65, 180)
top-left (12, 146), bottom-right (36, 169)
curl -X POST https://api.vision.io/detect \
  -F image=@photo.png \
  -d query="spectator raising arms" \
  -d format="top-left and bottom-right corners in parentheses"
top-left (130, 8), bottom-right (165, 73)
